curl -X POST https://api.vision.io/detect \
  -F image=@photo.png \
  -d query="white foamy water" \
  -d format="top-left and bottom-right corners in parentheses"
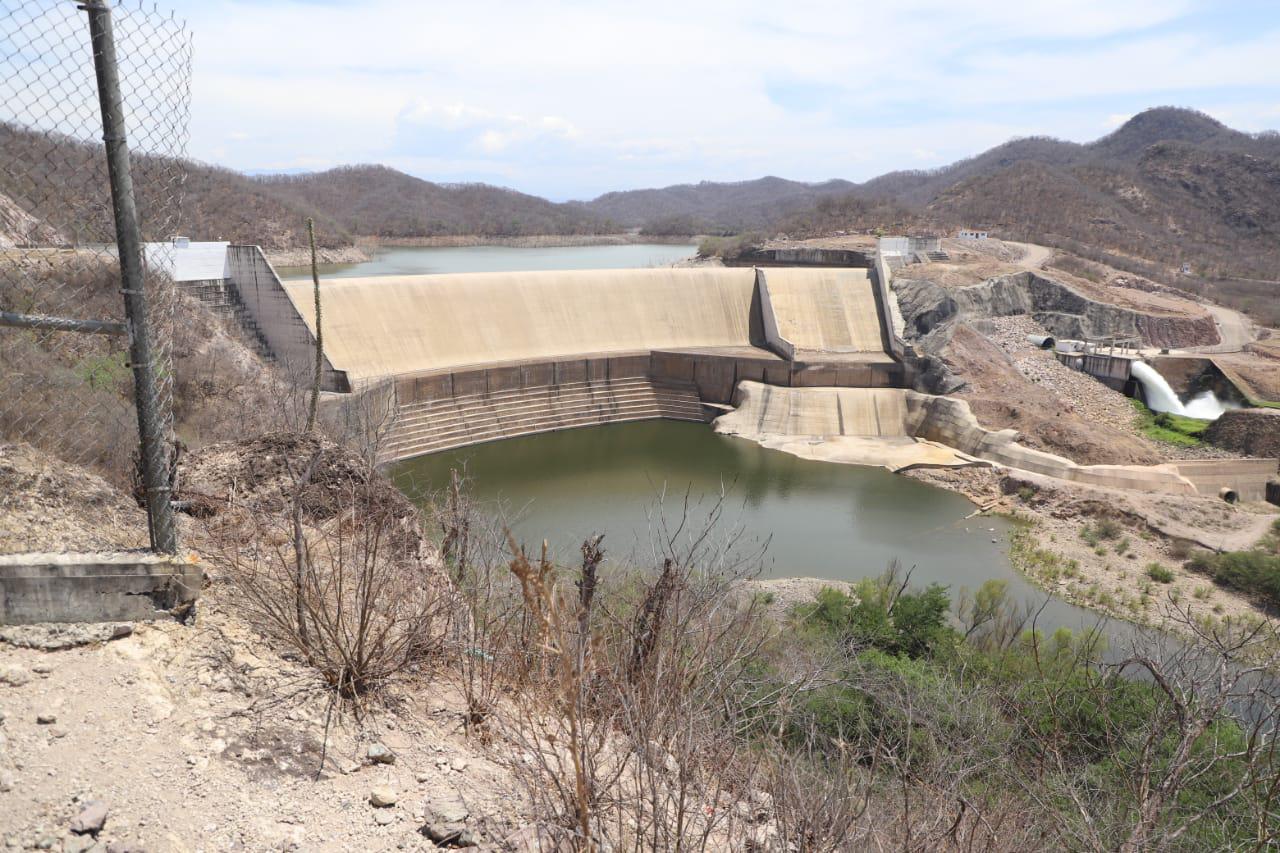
top-left (1131, 361), bottom-right (1236, 419)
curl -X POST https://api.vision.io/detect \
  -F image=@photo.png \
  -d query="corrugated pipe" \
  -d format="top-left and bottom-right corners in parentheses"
top-left (1026, 334), bottom-right (1055, 350)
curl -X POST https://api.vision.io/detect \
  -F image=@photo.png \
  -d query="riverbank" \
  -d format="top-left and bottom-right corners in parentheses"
top-left (262, 245), bottom-right (370, 267)
top-left (904, 465), bottom-right (1279, 641)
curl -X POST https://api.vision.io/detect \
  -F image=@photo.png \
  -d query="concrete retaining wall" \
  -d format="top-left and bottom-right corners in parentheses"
top-left (869, 252), bottom-right (907, 360)
top-left (1055, 351), bottom-right (1136, 393)
top-left (728, 247), bottom-right (873, 267)
top-left (1171, 459), bottom-right (1279, 503)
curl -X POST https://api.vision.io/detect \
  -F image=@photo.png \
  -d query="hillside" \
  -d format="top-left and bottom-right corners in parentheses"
top-left (0, 124), bottom-right (612, 250)
top-left (781, 109), bottom-right (1280, 319)
top-left (0, 122), bottom-right (353, 250)
top-left (256, 165), bottom-right (612, 238)
top-left (576, 176), bottom-right (856, 232)
top-left (573, 110), bottom-right (1280, 303)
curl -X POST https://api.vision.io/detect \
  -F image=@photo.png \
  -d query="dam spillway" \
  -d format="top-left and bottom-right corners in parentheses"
top-left (279, 266), bottom-right (906, 462)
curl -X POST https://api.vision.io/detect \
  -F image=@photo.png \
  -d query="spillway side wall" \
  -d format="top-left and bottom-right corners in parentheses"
top-left (755, 268), bottom-right (795, 359)
top-left (226, 245), bottom-right (348, 391)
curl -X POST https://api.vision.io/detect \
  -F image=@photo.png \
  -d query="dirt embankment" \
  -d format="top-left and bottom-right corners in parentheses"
top-left (0, 443), bottom-right (148, 554)
top-left (1205, 409), bottom-right (1280, 459)
top-left (263, 245), bottom-right (370, 268)
top-left (937, 323), bottom-right (1164, 465)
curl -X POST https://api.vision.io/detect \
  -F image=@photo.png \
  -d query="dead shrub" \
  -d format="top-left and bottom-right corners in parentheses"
top-left (210, 448), bottom-right (449, 703)
top-left (493, 491), bottom-right (811, 850)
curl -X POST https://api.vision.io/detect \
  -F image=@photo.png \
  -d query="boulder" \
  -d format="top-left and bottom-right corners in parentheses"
top-left (69, 801), bottom-right (109, 836)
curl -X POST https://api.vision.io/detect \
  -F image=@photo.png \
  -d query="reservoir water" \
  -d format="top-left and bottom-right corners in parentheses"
top-left (392, 420), bottom-right (1110, 636)
top-left (278, 242), bottom-right (698, 280)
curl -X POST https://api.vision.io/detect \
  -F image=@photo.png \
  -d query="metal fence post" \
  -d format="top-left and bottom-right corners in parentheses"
top-left (82, 0), bottom-right (178, 553)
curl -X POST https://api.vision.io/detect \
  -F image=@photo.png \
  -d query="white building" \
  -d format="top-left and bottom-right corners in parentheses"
top-left (143, 237), bottom-right (230, 283)
top-left (956, 229), bottom-right (989, 240)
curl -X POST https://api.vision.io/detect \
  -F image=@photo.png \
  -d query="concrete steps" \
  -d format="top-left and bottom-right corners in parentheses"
top-left (380, 378), bottom-right (708, 462)
top-left (178, 278), bottom-right (275, 361)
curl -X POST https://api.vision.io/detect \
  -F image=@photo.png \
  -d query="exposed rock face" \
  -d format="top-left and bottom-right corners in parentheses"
top-left (1205, 409), bottom-right (1280, 459)
top-left (896, 271), bottom-right (1219, 349)
top-left (0, 191), bottom-right (64, 248)
top-left (893, 281), bottom-right (1170, 465)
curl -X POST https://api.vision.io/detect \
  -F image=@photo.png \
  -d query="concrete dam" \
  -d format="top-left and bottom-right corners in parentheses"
top-left (168, 243), bottom-right (1274, 502)
top-left (276, 265), bottom-right (906, 462)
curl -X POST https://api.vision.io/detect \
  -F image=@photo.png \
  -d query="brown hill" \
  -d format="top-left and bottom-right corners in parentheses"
top-left (0, 122), bottom-right (352, 250)
top-left (257, 165), bottom-right (612, 238)
top-left (775, 108), bottom-right (1280, 321)
top-left (576, 176), bottom-right (857, 232)
top-left (0, 124), bottom-right (612, 250)
top-left (577, 109), bottom-right (1280, 314)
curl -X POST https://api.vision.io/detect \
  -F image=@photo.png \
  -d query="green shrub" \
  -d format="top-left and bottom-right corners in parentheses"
top-left (1131, 400), bottom-right (1209, 446)
top-left (1114, 537), bottom-right (1130, 556)
top-left (1185, 550), bottom-right (1215, 574)
top-left (1146, 563), bottom-right (1175, 584)
top-left (1208, 550), bottom-right (1280, 605)
top-left (798, 579), bottom-right (954, 660)
top-left (1094, 518), bottom-right (1122, 540)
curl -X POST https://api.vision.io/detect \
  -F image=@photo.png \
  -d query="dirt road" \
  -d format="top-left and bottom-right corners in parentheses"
top-left (1006, 241), bottom-right (1054, 270)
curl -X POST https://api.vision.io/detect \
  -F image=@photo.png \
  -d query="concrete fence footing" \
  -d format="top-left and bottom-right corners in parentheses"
top-left (0, 552), bottom-right (202, 625)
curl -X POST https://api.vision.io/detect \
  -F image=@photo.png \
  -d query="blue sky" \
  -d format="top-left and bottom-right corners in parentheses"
top-left (156, 0), bottom-right (1280, 200)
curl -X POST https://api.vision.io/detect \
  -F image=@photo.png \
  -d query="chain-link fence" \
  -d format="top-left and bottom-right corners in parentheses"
top-left (1, 0), bottom-right (191, 554)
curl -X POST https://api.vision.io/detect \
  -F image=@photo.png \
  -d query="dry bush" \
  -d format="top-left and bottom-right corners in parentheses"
top-left (0, 254), bottom-right (137, 480)
top-left (207, 446), bottom-right (449, 703)
top-left (482, 492), bottom-right (820, 851)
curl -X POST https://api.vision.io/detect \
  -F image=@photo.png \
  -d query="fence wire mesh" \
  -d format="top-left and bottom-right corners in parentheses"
top-left (0, 0), bottom-right (191, 554)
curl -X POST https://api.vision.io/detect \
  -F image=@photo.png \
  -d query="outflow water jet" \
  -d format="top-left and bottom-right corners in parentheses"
top-left (1131, 361), bottom-right (1236, 419)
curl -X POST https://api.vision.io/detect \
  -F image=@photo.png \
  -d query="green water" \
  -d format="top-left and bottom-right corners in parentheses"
top-left (391, 421), bottom-right (1105, 632)
top-left (278, 243), bottom-right (698, 280)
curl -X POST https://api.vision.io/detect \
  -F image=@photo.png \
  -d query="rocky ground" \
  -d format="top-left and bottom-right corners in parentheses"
top-left (1206, 408), bottom-right (1280, 459)
top-left (881, 239), bottom-right (1280, 634)
top-left (0, 444), bottom-right (147, 555)
top-left (978, 316), bottom-right (1242, 461)
top-left (0, 601), bottom-right (536, 853)
top-left (1, 438), bottom-right (788, 853)
top-left (906, 466), bottom-right (1278, 633)
top-left (0, 440), bottom-right (536, 853)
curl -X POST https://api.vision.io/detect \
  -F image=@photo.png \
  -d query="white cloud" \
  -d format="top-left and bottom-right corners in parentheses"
top-left (144, 0), bottom-right (1280, 198)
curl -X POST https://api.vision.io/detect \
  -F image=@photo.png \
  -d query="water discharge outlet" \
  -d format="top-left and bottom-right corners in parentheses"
top-left (1130, 360), bottom-right (1237, 420)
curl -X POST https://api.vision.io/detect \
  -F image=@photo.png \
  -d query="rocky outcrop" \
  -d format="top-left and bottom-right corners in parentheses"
top-left (1205, 408), bottom-right (1280, 459)
top-left (896, 271), bottom-right (1219, 349)
top-left (0, 191), bottom-right (63, 248)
